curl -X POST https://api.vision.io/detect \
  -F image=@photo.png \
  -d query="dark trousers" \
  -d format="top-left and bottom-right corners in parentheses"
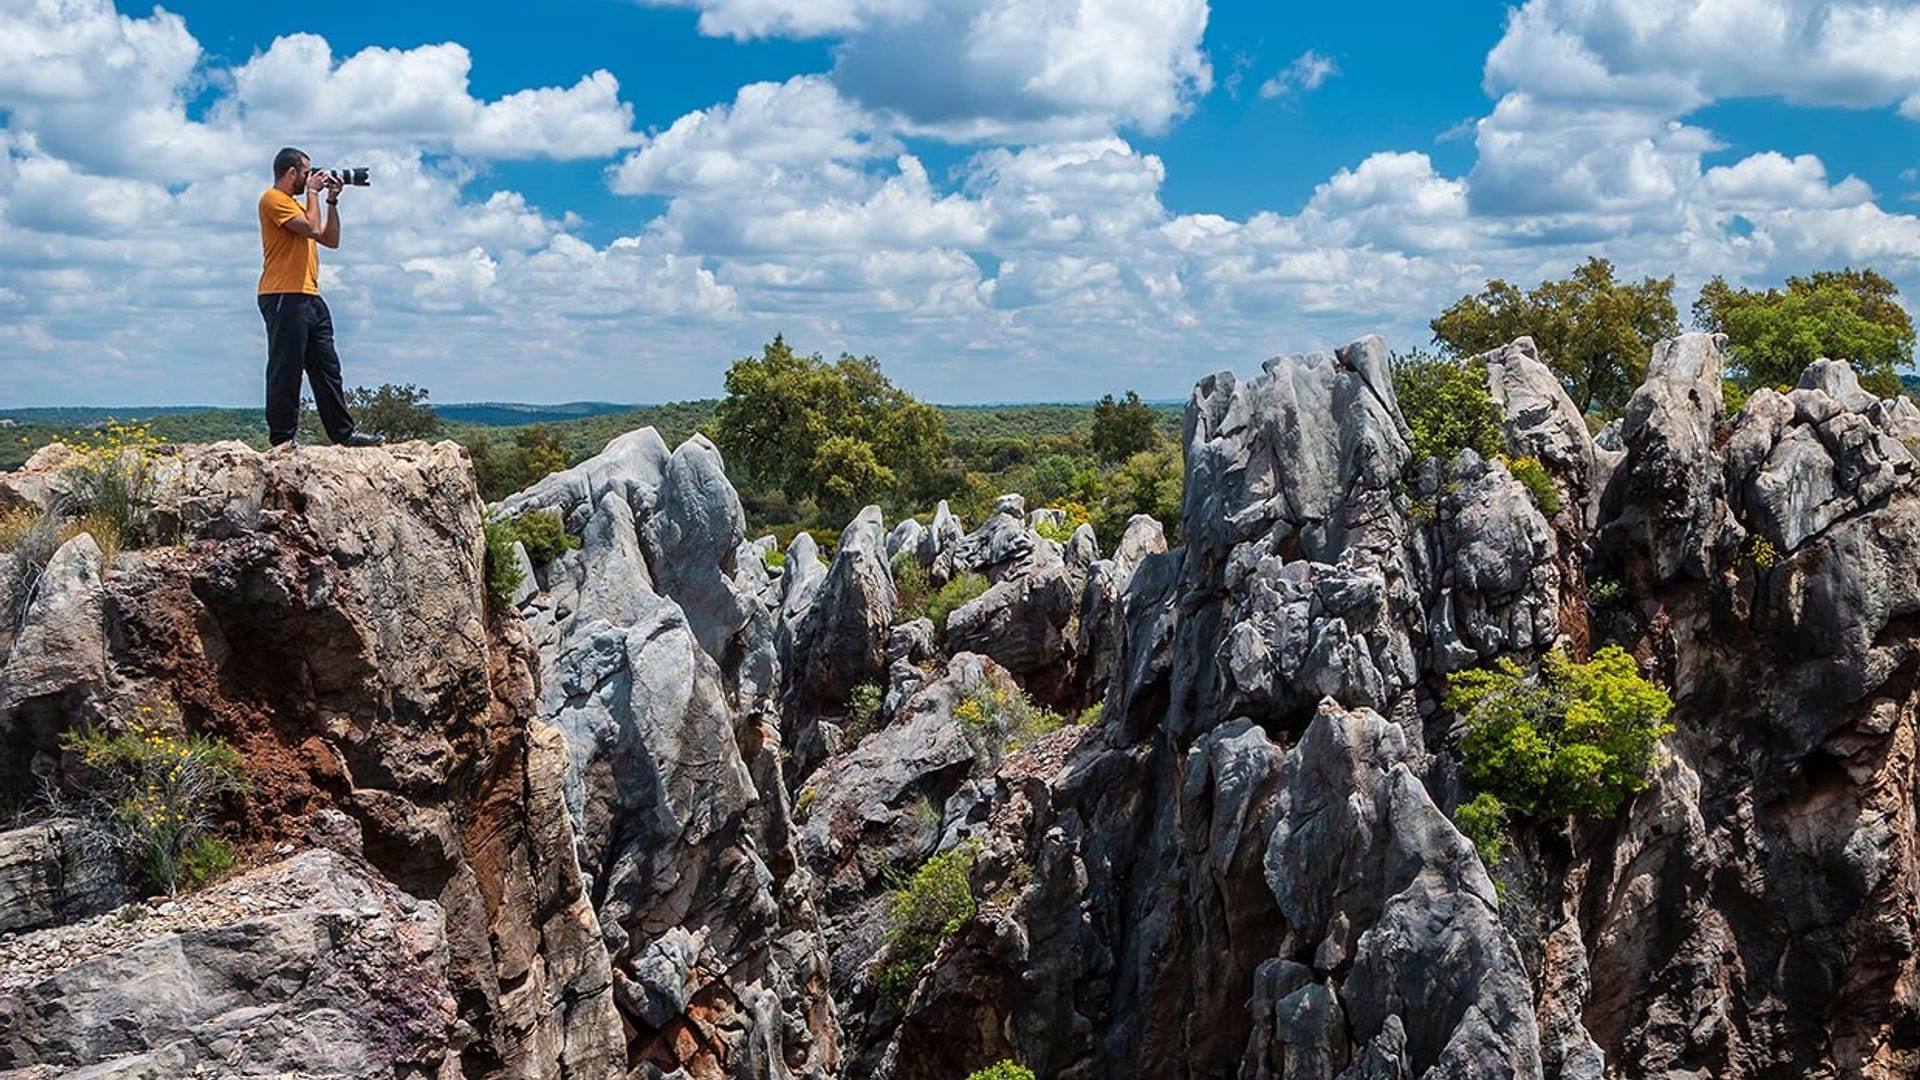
top-left (259, 292), bottom-right (356, 445)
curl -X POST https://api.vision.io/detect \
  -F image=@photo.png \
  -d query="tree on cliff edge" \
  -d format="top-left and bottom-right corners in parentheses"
top-left (1431, 256), bottom-right (1679, 416)
top-left (1693, 268), bottom-right (1913, 398)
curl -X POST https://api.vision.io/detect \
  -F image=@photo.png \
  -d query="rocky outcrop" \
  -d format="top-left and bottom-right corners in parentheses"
top-left (0, 848), bottom-right (457, 1078)
top-left (7, 331), bottom-right (1920, 1080)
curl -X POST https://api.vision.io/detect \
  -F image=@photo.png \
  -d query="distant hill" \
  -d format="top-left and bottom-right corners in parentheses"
top-left (433, 402), bottom-right (637, 426)
top-left (0, 402), bottom-right (638, 428)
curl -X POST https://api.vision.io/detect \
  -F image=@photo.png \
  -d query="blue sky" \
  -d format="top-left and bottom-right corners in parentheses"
top-left (2, 0), bottom-right (1918, 406)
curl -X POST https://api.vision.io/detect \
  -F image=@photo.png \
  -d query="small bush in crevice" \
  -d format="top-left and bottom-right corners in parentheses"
top-left (59, 703), bottom-right (249, 895)
top-left (891, 551), bottom-right (930, 624)
top-left (1500, 454), bottom-right (1562, 516)
top-left (844, 681), bottom-right (885, 744)
top-left (496, 508), bottom-right (580, 567)
top-left (1743, 533), bottom-right (1780, 571)
top-left (967, 1064), bottom-right (1036, 1080)
top-left (1447, 646), bottom-right (1674, 821)
top-left (927, 571), bottom-right (990, 637)
top-left (1454, 792), bottom-right (1509, 866)
top-left (876, 843), bottom-right (976, 1009)
top-left (482, 517), bottom-right (525, 615)
top-left (59, 420), bottom-right (168, 549)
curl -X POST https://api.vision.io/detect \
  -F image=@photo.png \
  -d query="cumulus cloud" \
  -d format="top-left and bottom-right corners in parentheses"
top-left (636, 0), bottom-right (927, 38)
top-left (1259, 50), bottom-right (1338, 99)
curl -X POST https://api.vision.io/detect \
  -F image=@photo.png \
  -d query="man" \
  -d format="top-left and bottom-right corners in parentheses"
top-left (257, 146), bottom-right (382, 448)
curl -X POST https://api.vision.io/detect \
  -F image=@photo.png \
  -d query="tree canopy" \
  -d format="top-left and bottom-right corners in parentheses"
top-left (1089, 390), bottom-right (1162, 463)
top-left (1693, 268), bottom-right (1914, 398)
top-left (712, 335), bottom-right (947, 517)
top-left (1431, 257), bottom-right (1679, 416)
top-left (348, 384), bottom-right (441, 441)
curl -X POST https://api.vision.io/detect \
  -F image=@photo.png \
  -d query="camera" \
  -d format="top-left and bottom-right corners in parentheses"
top-left (316, 167), bottom-right (371, 187)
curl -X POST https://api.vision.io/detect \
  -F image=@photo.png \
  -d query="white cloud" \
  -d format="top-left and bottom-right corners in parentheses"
top-left (231, 36), bottom-right (641, 159)
top-left (1259, 50), bottom-right (1338, 99)
top-left (637, 0), bottom-right (927, 39)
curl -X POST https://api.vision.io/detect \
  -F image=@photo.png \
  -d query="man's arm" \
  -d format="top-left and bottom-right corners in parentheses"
top-left (277, 176), bottom-right (338, 248)
top-left (318, 180), bottom-right (341, 250)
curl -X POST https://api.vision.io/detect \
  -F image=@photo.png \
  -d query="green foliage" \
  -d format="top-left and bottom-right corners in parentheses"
top-left (1089, 446), bottom-right (1182, 550)
top-left (1721, 378), bottom-right (1752, 417)
top-left (1431, 256), bottom-right (1680, 415)
top-left (1453, 792), bottom-right (1509, 866)
top-left (1090, 390), bottom-right (1162, 463)
top-left (1076, 701), bottom-right (1104, 727)
top-left (892, 551), bottom-right (931, 624)
top-left (482, 517), bottom-right (525, 615)
top-left (927, 572), bottom-right (991, 636)
top-left (468, 425), bottom-right (574, 503)
top-left (347, 383), bottom-right (441, 441)
top-left (713, 335), bottom-right (948, 517)
top-left (1447, 646), bottom-right (1674, 820)
top-left (1392, 350), bottom-right (1504, 467)
top-left (1032, 501), bottom-right (1091, 545)
top-left (1695, 268), bottom-right (1913, 398)
top-left (877, 843), bottom-right (976, 1009)
top-left (1501, 455), bottom-right (1562, 516)
top-left (967, 1064), bottom-right (1037, 1080)
top-left (952, 673), bottom-right (1065, 764)
top-left (493, 508), bottom-right (580, 567)
top-left (60, 419), bottom-right (165, 549)
top-left (60, 704), bottom-right (249, 895)
top-left (1586, 576), bottom-right (1627, 611)
top-left (1743, 534), bottom-right (1780, 570)
top-left (846, 681), bottom-right (886, 744)
top-left (763, 547), bottom-right (787, 571)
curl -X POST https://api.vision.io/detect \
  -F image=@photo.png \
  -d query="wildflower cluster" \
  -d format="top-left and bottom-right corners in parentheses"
top-left (57, 418), bottom-right (170, 554)
top-left (1032, 501), bottom-right (1091, 544)
top-left (1496, 454), bottom-right (1563, 516)
top-left (953, 673), bottom-right (1064, 766)
top-left (61, 702), bottom-right (248, 895)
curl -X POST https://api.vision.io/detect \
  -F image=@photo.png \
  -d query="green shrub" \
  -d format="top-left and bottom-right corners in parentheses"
top-left (953, 673), bottom-right (1064, 764)
top-left (877, 843), bottom-right (976, 1009)
top-left (61, 705), bottom-right (249, 895)
top-left (482, 517), bottom-right (525, 615)
top-left (61, 420), bottom-right (165, 548)
top-left (967, 1064), bottom-right (1037, 1080)
top-left (928, 571), bottom-right (990, 635)
top-left (1032, 500), bottom-right (1091, 544)
top-left (845, 681), bottom-right (885, 744)
top-left (763, 547), bottom-right (787, 571)
top-left (1076, 701), bottom-right (1104, 727)
top-left (1586, 576), bottom-right (1626, 611)
top-left (1447, 646), bottom-right (1674, 820)
top-left (1454, 792), bottom-right (1508, 866)
top-left (498, 508), bottom-right (579, 566)
top-left (1391, 353), bottom-right (1504, 467)
top-left (892, 551), bottom-right (930, 623)
top-left (1743, 534), bottom-right (1780, 570)
top-left (1501, 455), bottom-right (1562, 516)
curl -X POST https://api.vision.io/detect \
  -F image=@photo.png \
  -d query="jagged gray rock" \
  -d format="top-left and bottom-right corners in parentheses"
top-left (0, 849), bottom-right (455, 1078)
top-left (497, 426), bottom-right (670, 531)
top-left (0, 819), bottom-right (126, 936)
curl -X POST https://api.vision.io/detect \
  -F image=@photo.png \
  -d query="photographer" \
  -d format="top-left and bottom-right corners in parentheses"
top-left (256, 146), bottom-right (381, 448)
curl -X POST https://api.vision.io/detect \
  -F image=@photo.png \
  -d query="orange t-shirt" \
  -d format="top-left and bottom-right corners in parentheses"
top-left (258, 188), bottom-right (319, 295)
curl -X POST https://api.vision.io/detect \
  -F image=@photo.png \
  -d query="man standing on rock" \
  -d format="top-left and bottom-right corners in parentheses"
top-left (256, 146), bottom-right (382, 449)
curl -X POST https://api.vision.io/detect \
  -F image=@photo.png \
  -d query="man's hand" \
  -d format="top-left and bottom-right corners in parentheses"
top-left (304, 170), bottom-right (328, 197)
top-left (324, 174), bottom-right (344, 198)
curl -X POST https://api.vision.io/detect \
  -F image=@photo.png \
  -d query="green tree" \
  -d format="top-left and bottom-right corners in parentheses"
top-left (1090, 390), bottom-right (1162, 463)
top-left (1391, 349), bottom-right (1504, 466)
top-left (713, 335), bottom-right (947, 515)
top-left (1693, 268), bottom-right (1913, 397)
top-left (466, 424), bottom-right (572, 502)
top-left (347, 383), bottom-right (441, 441)
top-left (1090, 446), bottom-right (1182, 547)
top-left (1431, 256), bottom-right (1679, 416)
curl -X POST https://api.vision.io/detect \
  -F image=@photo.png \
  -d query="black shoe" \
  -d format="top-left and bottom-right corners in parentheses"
top-left (338, 432), bottom-right (385, 447)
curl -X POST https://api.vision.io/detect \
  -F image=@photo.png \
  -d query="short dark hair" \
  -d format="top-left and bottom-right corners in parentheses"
top-left (272, 147), bottom-right (309, 180)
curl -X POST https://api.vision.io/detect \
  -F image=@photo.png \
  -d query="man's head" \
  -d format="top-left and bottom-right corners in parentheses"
top-left (273, 147), bottom-right (310, 186)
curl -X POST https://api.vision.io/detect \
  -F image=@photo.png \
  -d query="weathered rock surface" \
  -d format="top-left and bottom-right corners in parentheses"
top-left (0, 819), bottom-right (126, 936)
top-left (0, 848), bottom-right (455, 1078)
